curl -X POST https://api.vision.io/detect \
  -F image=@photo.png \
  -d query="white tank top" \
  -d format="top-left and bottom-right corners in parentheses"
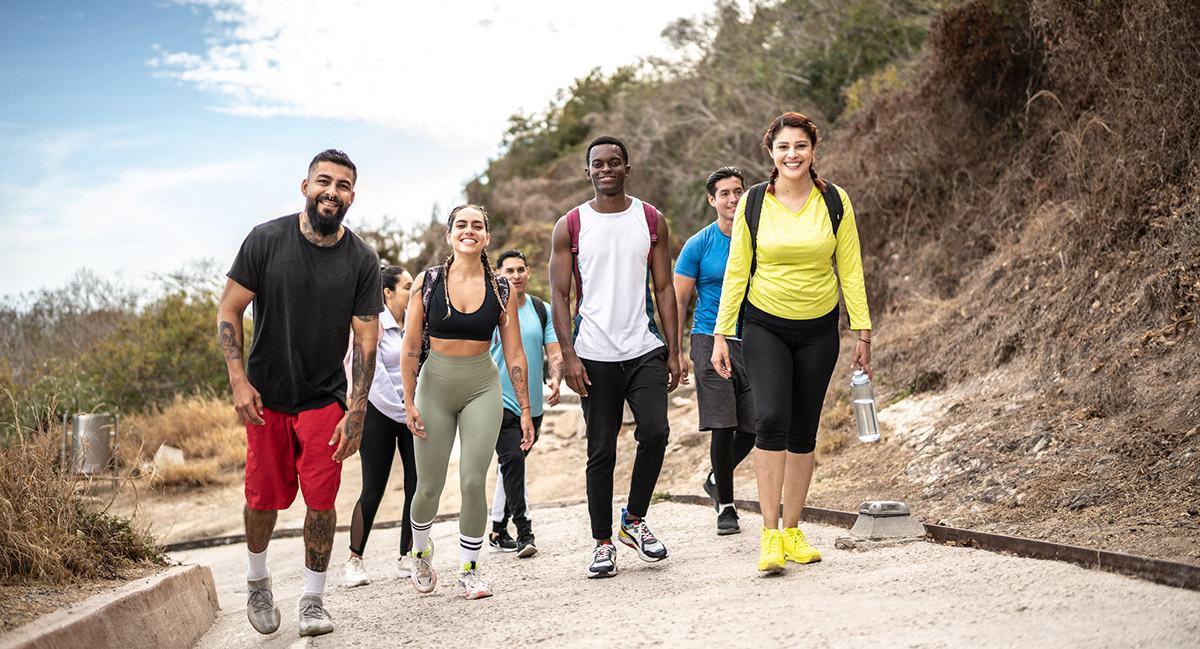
top-left (572, 198), bottom-right (665, 362)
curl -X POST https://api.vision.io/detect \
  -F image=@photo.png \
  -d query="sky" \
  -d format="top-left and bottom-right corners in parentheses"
top-left (0, 0), bottom-right (720, 300)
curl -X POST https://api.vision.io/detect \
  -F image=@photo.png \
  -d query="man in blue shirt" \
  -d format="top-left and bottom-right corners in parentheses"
top-left (489, 249), bottom-right (562, 557)
top-left (674, 166), bottom-right (756, 535)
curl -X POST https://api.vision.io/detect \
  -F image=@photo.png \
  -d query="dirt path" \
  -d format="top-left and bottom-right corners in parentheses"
top-left (172, 500), bottom-right (1200, 648)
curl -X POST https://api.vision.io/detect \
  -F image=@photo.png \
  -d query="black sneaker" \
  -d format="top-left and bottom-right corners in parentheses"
top-left (717, 506), bottom-right (741, 535)
top-left (489, 529), bottom-right (517, 553)
top-left (517, 532), bottom-right (538, 558)
top-left (702, 471), bottom-right (719, 512)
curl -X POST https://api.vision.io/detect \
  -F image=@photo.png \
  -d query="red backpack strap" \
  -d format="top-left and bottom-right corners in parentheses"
top-left (642, 201), bottom-right (660, 266)
top-left (566, 207), bottom-right (584, 319)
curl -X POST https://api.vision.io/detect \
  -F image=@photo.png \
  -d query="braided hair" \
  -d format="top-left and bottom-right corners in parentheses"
top-left (442, 204), bottom-right (507, 323)
top-left (762, 112), bottom-right (827, 194)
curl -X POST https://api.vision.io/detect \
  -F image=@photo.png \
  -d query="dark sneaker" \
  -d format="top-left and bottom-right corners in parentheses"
top-left (246, 575), bottom-right (280, 634)
top-left (717, 507), bottom-right (741, 535)
top-left (517, 532), bottom-right (538, 558)
top-left (489, 529), bottom-right (517, 553)
top-left (702, 471), bottom-right (719, 511)
top-left (617, 508), bottom-right (668, 562)
top-left (586, 542), bottom-right (617, 579)
top-left (297, 593), bottom-right (334, 637)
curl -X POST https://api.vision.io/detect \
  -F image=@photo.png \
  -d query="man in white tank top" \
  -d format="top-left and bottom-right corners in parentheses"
top-left (548, 135), bottom-right (682, 579)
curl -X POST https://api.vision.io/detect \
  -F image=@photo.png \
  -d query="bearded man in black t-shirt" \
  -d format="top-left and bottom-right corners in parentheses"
top-left (217, 149), bottom-right (382, 638)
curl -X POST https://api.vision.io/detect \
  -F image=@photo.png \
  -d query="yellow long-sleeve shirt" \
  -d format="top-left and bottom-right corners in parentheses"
top-left (714, 184), bottom-right (871, 335)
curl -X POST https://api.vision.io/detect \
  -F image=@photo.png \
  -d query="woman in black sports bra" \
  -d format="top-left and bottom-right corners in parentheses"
top-left (398, 204), bottom-right (534, 600)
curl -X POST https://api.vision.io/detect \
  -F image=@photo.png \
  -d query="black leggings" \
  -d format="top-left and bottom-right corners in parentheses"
top-left (742, 305), bottom-right (840, 454)
top-left (711, 427), bottom-right (756, 503)
top-left (349, 401), bottom-right (417, 556)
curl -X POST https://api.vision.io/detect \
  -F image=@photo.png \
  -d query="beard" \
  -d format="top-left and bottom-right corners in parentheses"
top-left (305, 195), bottom-right (348, 236)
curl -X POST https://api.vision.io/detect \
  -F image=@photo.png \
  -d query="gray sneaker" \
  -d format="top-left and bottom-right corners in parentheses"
top-left (246, 576), bottom-right (280, 634)
top-left (298, 593), bottom-right (334, 637)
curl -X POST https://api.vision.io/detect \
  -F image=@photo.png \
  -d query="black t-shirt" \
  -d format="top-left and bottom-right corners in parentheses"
top-left (228, 214), bottom-right (382, 414)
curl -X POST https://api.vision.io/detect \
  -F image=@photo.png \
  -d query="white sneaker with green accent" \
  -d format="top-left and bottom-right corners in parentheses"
top-left (410, 539), bottom-right (437, 594)
top-left (456, 563), bottom-right (494, 600)
top-left (396, 552), bottom-right (414, 579)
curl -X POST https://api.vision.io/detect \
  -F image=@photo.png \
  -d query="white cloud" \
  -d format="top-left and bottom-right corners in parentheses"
top-left (150, 0), bottom-right (711, 145)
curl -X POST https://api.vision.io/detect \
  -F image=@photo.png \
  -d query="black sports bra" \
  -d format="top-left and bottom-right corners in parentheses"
top-left (425, 271), bottom-right (504, 342)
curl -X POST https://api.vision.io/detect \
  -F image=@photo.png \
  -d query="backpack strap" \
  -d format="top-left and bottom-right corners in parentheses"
top-left (642, 201), bottom-right (659, 267)
top-left (529, 295), bottom-right (548, 331)
top-left (820, 179), bottom-right (843, 236)
top-left (418, 266), bottom-right (443, 371)
top-left (566, 207), bottom-right (584, 328)
top-left (736, 182), bottom-right (770, 337)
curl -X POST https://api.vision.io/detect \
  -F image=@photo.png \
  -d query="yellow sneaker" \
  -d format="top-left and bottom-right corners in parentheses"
top-left (758, 528), bottom-right (785, 573)
top-left (782, 527), bottom-right (822, 564)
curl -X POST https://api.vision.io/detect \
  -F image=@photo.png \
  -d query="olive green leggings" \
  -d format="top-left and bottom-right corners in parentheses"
top-left (410, 349), bottom-right (503, 538)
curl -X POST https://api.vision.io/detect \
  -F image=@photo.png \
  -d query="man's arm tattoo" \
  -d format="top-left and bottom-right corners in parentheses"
top-left (510, 365), bottom-right (528, 409)
top-left (355, 314), bottom-right (378, 323)
top-left (346, 341), bottom-right (374, 440)
top-left (549, 355), bottom-right (563, 382)
top-left (218, 320), bottom-right (242, 362)
top-left (304, 509), bottom-right (336, 571)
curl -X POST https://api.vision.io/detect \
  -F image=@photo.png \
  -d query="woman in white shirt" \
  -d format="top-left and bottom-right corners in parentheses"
top-left (343, 266), bottom-right (417, 587)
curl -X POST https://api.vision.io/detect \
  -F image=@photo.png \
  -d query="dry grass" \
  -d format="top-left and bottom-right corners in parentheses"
top-left (0, 426), bottom-right (164, 584)
top-left (119, 393), bottom-right (245, 488)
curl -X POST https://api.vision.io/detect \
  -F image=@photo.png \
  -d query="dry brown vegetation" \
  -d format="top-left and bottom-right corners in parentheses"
top-left (119, 393), bottom-right (247, 488)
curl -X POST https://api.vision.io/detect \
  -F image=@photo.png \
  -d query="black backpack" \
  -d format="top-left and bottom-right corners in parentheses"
top-left (736, 180), bottom-right (844, 335)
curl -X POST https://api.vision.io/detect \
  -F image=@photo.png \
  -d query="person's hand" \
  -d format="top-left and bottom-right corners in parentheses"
top-left (547, 376), bottom-right (561, 407)
top-left (519, 410), bottom-right (536, 451)
top-left (710, 336), bottom-right (732, 379)
top-left (564, 356), bottom-right (591, 398)
top-left (677, 351), bottom-right (690, 386)
top-left (666, 351), bottom-right (681, 393)
top-left (407, 403), bottom-right (426, 438)
top-left (851, 338), bottom-right (873, 380)
top-left (233, 379), bottom-right (265, 426)
top-left (329, 413), bottom-right (362, 462)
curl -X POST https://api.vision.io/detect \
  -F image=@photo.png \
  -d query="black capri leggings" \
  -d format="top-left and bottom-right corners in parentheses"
top-left (742, 304), bottom-right (840, 454)
top-left (349, 401), bottom-right (417, 556)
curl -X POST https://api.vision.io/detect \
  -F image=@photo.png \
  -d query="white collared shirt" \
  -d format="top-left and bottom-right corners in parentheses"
top-left (367, 307), bottom-right (406, 423)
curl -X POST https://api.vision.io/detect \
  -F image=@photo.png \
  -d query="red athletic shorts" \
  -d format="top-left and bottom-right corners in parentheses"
top-left (244, 402), bottom-right (344, 511)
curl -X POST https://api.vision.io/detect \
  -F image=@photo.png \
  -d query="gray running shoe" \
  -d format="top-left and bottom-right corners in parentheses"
top-left (586, 542), bottom-right (617, 579)
top-left (246, 575), bottom-right (280, 635)
top-left (297, 593), bottom-right (334, 637)
top-left (411, 539), bottom-right (437, 593)
top-left (717, 506), bottom-right (741, 535)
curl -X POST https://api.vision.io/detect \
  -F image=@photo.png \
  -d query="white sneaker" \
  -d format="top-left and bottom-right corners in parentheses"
top-left (456, 564), bottom-right (494, 600)
top-left (411, 539), bottom-right (437, 594)
top-left (344, 556), bottom-right (370, 588)
top-left (297, 593), bottom-right (334, 637)
top-left (396, 553), bottom-right (414, 579)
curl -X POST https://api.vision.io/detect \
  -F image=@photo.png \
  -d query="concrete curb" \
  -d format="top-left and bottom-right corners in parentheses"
top-left (0, 564), bottom-right (219, 649)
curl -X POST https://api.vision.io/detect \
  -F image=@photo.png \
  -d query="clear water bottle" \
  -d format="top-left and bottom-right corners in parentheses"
top-left (850, 370), bottom-right (880, 442)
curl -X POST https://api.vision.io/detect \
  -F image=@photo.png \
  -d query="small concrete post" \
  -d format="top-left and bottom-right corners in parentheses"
top-left (849, 501), bottom-right (927, 541)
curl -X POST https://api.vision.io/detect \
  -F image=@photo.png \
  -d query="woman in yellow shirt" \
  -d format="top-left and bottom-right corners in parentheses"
top-left (711, 111), bottom-right (872, 573)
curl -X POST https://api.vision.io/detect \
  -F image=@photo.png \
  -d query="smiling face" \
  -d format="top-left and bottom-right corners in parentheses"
top-left (707, 176), bottom-right (745, 222)
top-left (497, 255), bottom-right (529, 297)
top-left (585, 143), bottom-right (629, 196)
top-left (301, 161), bottom-right (356, 236)
top-left (445, 206), bottom-right (490, 258)
top-left (770, 126), bottom-right (814, 185)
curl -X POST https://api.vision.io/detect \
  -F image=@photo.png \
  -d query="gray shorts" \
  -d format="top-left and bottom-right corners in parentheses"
top-left (689, 333), bottom-right (755, 434)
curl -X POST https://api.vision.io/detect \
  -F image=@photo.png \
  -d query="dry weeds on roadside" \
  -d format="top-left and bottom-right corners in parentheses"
top-left (0, 400), bottom-right (164, 583)
top-left (119, 393), bottom-right (245, 488)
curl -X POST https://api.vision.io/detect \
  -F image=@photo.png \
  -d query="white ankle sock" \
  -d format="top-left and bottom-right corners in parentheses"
top-left (411, 518), bottom-right (434, 556)
top-left (460, 533), bottom-right (484, 567)
top-left (246, 548), bottom-right (268, 580)
top-left (303, 568), bottom-right (327, 596)
top-left (719, 503), bottom-right (735, 513)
